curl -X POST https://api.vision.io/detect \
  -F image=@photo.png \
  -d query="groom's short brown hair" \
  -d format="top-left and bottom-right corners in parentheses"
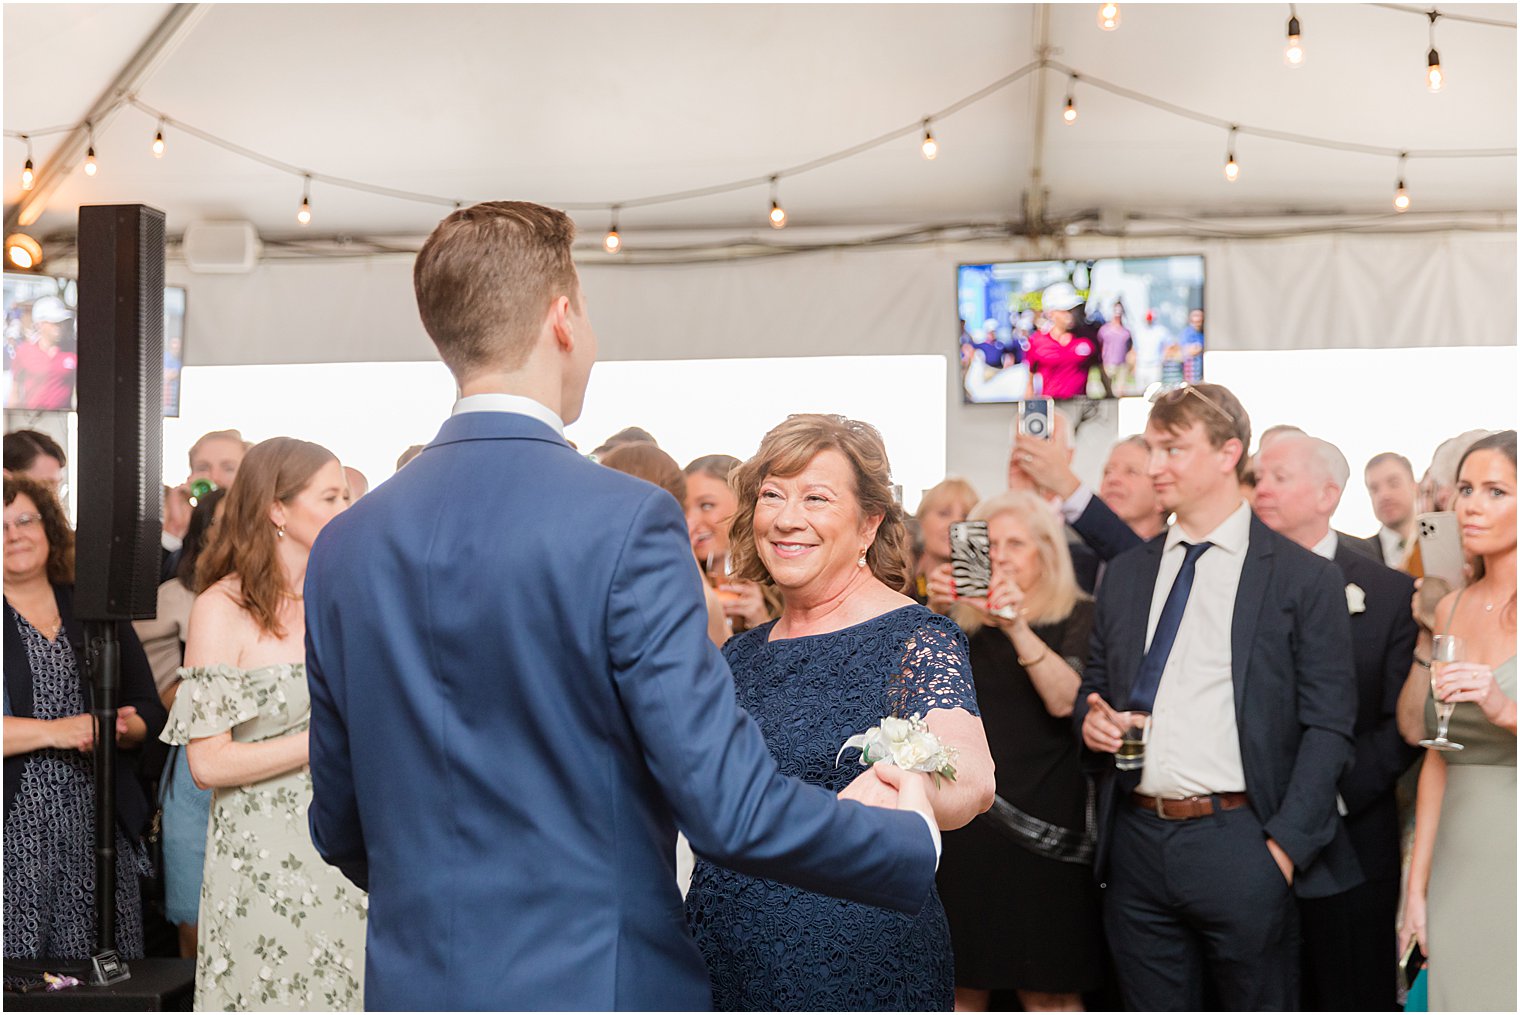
top-left (413, 201), bottom-right (579, 379)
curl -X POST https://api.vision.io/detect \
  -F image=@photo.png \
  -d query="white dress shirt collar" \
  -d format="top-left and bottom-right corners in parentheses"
top-left (451, 392), bottom-right (565, 436)
top-left (1166, 499), bottom-right (1252, 556)
top-left (1378, 525), bottom-right (1407, 564)
top-left (1310, 529), bottom-right (1339, 561)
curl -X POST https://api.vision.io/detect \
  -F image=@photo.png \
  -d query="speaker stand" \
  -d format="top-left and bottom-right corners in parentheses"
top-left (83, 622), bottom-right (129, 985)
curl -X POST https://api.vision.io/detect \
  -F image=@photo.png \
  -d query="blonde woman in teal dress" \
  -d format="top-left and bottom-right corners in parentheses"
top-left (161, 437), bottom-right (365, 1011)
top-left (1400, 430), bottom-right (1516, 1013)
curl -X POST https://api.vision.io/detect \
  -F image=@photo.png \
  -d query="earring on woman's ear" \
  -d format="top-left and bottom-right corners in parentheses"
top-left (857, 548), bottom-right (868, 568)
top-left (276, 526), bottom-right (285, 539)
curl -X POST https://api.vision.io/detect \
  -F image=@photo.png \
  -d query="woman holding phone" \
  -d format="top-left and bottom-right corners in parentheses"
top-left (1398, 430), bottom-right (1516, 1013)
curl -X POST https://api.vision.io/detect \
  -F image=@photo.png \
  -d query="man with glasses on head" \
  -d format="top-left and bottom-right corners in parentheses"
top-left (1072, 382), bottom-right (1361, 1010)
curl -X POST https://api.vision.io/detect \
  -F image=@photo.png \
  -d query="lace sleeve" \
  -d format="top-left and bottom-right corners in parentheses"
top-left (886, 613), bottom-right (980, 719)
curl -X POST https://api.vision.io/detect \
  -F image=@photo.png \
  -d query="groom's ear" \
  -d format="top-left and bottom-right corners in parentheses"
top-left (548, 295), bottom-right (575, 353)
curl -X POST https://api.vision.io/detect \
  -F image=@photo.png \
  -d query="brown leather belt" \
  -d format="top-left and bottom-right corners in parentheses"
top-left (1131, 791), bottom-right (1250, 821)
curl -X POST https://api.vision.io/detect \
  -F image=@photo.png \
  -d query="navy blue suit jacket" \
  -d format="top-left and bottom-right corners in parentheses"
top-left (304, 411), bottom-right (937, 1011)
top-left (1072, 513), bottom-right (1363, 900)
top-left (1330, 536), bottom-right (1420, 884)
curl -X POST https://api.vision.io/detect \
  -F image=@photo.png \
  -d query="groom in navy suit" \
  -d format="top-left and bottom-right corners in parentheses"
top-left (303, 203), bottom-right (940, 1010)
top-left (1072, 384), bottom-right (1361, 1010)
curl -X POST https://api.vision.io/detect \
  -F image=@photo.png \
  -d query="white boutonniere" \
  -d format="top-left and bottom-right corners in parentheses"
top-left (1346, 583), bottom-right (1366, 615)
top-left (836, 713), bottom-right (958, 787)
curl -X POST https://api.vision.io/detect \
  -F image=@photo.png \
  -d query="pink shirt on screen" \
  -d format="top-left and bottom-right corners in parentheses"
top-left (1025, 331), bottom-right (1093, 399)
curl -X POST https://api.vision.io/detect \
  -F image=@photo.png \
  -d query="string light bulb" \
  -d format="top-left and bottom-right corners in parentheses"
top-left (297, 175), bottom-right (312, 225)
top-left (1062, 75), bottom-right (1079, 125)
top-left (20, 136), bottom-right (34, 191)
top-left (83, 124), bottom-right (97, 176)
top-left (920, 119), bottom-right (938, 161)
top-left (1426, 11), bottom-right (1444, 91)
top-left (1097, 3), bottom-right (1119, 31)
top-left (152, 120), bottom-right (166, 158)
top-left (1284, 5), bottom-right (1305, 67)
top-left (603, 206), bottom-right (622, 254)
top-left (1224, 126), bottom-right (1240, 182)
top-left (1393, 154), bottom-right (1410, 212)
top-left (768, 176), bottom-right (787, 229)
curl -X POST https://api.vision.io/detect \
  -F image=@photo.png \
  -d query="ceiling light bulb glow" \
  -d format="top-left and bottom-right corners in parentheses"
top-left (1225, 156), bottom-right (1240, 182)
top-left (603, 228), bottom-right (621, 254)
top-left (21, 159), bottom-right (34, 191)
top-left (1097, 3), bottom-right (1119, 30)
top-left (84, 147), bottom-right (97, 176)
top-left (152, 130), bottom-right (166, 158)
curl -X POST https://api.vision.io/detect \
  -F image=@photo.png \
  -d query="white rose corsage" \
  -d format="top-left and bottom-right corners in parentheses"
top-left (1346, 583), bottom-right (1366, 615)
top-left (836, 713), bottom-right (958, 787)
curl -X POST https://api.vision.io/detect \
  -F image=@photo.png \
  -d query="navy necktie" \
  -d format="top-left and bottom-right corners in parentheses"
top-left (1127, 540), bottom-right (1213, 713)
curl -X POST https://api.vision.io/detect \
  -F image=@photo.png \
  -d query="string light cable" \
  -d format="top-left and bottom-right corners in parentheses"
top-left (1040, 58), bottom-right (1513, 161)
top-left (4, 37), bottom-right (1513, 242)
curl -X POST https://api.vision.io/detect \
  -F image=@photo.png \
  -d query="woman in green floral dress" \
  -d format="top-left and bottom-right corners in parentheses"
top-left (162, 438), bottom-right (365, 1011)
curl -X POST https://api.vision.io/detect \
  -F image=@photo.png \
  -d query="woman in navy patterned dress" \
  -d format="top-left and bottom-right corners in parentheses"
top-left (685, 416), bottom-right (995, 1011)
top-left (3, 475), bottom-right (166, 960)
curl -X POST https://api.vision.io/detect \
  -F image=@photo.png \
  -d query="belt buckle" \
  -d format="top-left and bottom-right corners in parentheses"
top-left (1152, 795), bottom-right (1177, 821)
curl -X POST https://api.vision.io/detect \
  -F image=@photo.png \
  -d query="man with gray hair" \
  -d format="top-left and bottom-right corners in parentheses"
top-left (1252, 433), bottom-right (1419, 1011)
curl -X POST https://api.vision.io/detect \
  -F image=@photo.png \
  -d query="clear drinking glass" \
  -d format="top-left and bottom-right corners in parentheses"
top-left (1114, 711), bottom-right (1151, 771)
top-left (1418, 634), bottom-right (1466, 752)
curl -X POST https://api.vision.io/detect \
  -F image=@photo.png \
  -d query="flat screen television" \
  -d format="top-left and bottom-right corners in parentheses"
top-left (3, 273), bottom-right (187, 416)
top-left (957, 254), bottom-right (1205, 403)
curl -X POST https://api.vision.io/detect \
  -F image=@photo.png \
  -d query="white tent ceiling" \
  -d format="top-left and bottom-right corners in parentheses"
top-left (4, 2), bottom-right (1516, 253)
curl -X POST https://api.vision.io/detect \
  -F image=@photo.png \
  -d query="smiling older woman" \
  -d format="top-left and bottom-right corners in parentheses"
top-left (683, 414), bottom-right (995, 1012)
top-left (3, 474), bottom-right (166, 960)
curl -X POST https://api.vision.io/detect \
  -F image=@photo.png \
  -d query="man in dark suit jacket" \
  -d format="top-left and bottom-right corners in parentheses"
top-left (303, 203), bottom-right (941, 1010)
top-left (1073, 384), bottom-right (1360, 1010)
top-left (1253, 434), bottom-right (1420, 1011)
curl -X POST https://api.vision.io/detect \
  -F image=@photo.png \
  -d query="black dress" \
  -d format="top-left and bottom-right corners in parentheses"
top-left (935, 602), bottom-right (1104, 994)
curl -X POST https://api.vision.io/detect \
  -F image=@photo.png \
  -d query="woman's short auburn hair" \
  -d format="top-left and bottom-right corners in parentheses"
top-left (728, 414), bottom-right (910, 593)
top-left (3, 474), bottom-right (74, 585)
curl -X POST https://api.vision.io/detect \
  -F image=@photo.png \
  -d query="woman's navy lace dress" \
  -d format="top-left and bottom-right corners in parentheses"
top-left (685, 605), bottom-right (978, 1011)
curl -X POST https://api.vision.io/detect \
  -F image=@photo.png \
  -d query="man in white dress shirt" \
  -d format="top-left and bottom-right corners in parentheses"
top-left (1074, 383), bottom-right (1360, 1010)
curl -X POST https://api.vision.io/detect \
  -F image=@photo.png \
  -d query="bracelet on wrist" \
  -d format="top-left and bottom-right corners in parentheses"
top-left (1414, 656), bottom-right (1431, 670)
top-left (1017, 647), bottom-right (1049, 667)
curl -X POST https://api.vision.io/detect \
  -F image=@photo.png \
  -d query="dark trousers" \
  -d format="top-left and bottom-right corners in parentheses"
top-left (1298, 876), bottom-right (1400, 1011)
top-left (1104, 802), bottom-right (1300, 1011)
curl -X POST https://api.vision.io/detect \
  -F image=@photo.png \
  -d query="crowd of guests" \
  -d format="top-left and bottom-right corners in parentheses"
top-left (2, 383), bottom-right (1514, 1011)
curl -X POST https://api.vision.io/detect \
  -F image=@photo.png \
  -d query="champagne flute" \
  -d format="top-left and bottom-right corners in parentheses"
top-left (1418, 634), bottom-right (1466, 752)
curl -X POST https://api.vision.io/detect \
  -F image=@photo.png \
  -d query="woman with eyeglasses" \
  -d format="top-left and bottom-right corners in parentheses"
top-left (3, 474), bottom-right (167, 960)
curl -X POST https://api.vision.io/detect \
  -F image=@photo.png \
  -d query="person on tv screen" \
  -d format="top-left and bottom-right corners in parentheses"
top-left (1024, 283), bottom-right (1096, 400)
top-left (1181, 308), bottom-right (1205, 383)
top-left (8, 297), bottom-right (76, 411)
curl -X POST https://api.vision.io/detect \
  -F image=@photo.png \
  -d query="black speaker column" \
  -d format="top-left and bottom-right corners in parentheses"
top-left (74, 204), bottom-right (166, 981)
